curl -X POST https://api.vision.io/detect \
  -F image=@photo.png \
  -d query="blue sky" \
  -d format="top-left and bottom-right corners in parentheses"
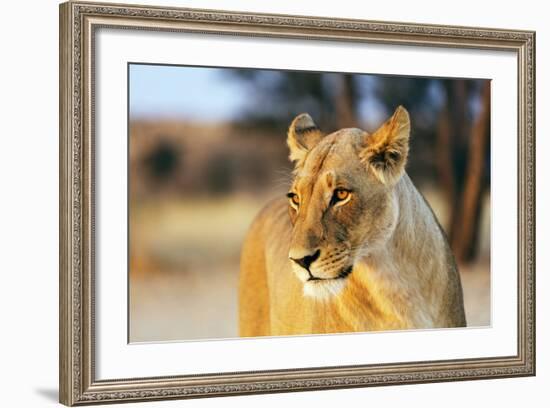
top-left (129, 64), bottom-right (251, 120)
top-left (128, 63), bottom-right (408, 127)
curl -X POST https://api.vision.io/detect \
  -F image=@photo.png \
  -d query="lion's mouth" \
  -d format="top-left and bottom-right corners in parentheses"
top-left (306, 265), bottom-right (353, 282)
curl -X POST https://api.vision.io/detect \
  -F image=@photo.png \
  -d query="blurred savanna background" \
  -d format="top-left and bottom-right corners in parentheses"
top-left (128, 63), bottom-right (491, 342)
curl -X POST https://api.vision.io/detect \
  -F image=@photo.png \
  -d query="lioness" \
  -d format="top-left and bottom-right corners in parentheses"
top-left (239, 106), bottom-right (466, 336)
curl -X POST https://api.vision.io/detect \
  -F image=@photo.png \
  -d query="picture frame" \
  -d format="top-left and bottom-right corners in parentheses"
top-left (59, 1), bottom-right (536, 405)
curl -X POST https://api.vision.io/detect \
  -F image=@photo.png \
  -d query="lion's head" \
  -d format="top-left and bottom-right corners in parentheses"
top-left (285, 106), bottom-right (411, 299)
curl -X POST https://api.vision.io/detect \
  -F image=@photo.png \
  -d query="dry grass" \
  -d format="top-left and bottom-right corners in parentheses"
top-left (129, 195), bottom-right (266, 341)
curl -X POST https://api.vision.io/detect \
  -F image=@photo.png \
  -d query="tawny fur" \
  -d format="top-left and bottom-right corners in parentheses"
top-left (239, 106), bottom-right (466, 337)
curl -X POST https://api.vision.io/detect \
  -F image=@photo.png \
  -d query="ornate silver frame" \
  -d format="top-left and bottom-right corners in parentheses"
top-left (59, 1), bottom-right (536, 405)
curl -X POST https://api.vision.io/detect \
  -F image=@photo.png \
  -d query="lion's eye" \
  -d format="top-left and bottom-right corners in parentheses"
top-left (335, 189), bottom-right (349, 201)
top-left (287, 192), bottom-right (300, 209)
top-left (331, 189), bottom-right (351, 206)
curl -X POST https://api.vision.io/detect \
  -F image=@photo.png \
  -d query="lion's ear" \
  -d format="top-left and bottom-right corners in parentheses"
top-left (287, 113), bottom-right (324, 166)
top-left (360, 106), bottom-right (410, 185)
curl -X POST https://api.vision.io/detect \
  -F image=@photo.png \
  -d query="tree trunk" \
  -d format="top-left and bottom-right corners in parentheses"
top-left (451, 81), bottom-right (491, 262)
top-left (335, 74), bottom-right (358, 128)
top-left (437, 80), bottom-right (467, 236)
top-left (446, 80), bottom-right (468, 246)
top-left (436, 105), bottom-right (455, 228)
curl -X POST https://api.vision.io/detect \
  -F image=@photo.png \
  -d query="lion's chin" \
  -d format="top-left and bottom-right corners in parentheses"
top-left (291, 264), bottom-right (353, 301)
top-left (302, 278), bottom-right (347, 301)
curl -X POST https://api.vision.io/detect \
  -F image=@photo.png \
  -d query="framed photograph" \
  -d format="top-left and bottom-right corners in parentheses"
top-left (59, 1), bottom-right (535, 405)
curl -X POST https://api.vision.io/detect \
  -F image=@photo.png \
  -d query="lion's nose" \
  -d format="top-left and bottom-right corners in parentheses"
top-left (290, 249), bottom-right (321, 270)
